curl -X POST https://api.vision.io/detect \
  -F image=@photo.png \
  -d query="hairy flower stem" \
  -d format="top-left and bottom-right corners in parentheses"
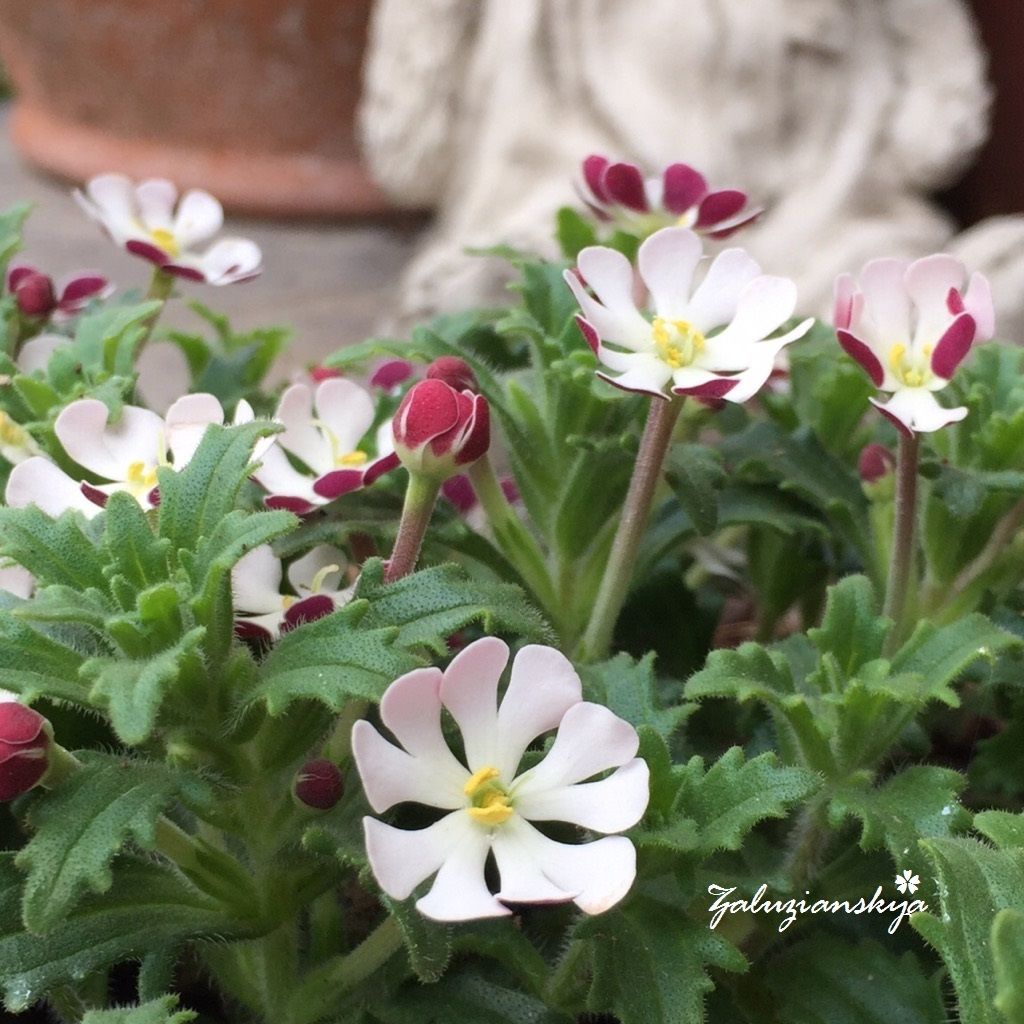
top-left (385, 471), bottom-right (441, 582)
top-left (579, 397), bottom-right (683, 662)
top-left (136, 267), bottom-right (175, 350)
top-left (882, 431), bottom-right (920, 654)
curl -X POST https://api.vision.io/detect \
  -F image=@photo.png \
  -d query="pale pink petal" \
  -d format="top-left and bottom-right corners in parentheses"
top-left (251, 443), bottom-right (323, 507)
top-left (597, 359), bottom-right (673, 398)
top-left (636, 227), bottom-right (702, 320)
top-left (439, 636), bottom-right (508, 771)
top-left (5, 457), bottom-right (100, 518)
top-left (575, 247), bottom-right (651, 344)
top-left (564, 269), bottom-right (649, 352)
top-left (963, 272), bottom-right (995, 342)
top-left (275, 384), bottom-right (333, 475)
top-left (494, 645), bottom-right (581, 780)
top-left (718, 320), bottom-right (813, 403)
top-left (492, 816), bottom-right (636, 915)
top-left (164, 392), bottom-right (225, 467)
top-left (135, 179), bottom-right (178, 234)
top-left (231, 545), bottom-right (284, 615)
top-left (288, 545), bottom-right (347, 595)
top-left (514, 759), bottom-right (649, 833)
top-left (313, 378), bottom-right (376, 456)
top-left (16, 333), bottom-right (68, 374)
top-left (197, 238), bottom-right (262, 285)
top-left (512, 702), bottom-right (639, 796)
top-left (859, 258), bottom-right (912, 347)
top-left (55, 400), bottom-right (164, 481)
top-left (172, 189), bottom-right (224, 249)
top-left (870, 388), bottom-right (968, 434)
top-left (76, 174), bottom-right (138, 244)
top-left (905, 255), bottom-right (965, 348)
top-left (135, 341), bottom-right (193, 415)
top-left (703, 276), bottom-right (797, 355)
top-left (832, 272), bottom-right (856, 329)
top-left (0, 564), bottom-right (34, 599)
top-left (687, 248), bottom-right (762, 331)
top-left (669, 366), bottom-right (724, 392)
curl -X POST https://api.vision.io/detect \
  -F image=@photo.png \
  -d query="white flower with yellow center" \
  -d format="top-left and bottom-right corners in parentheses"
top-left (74, 174), bottom-right (261, 285)
top-left (353, 637), bottom-right (649, 922)
top-left (252, 378), bottom-right (398, 514)
top-left (5, 394), bottom-right (234, 518)
top-left (834, 255), bottom-right (995, 434)
top-left (0, 411), bottom-right (43, 466)
top-left (564, 227), bottom-right (812, 401)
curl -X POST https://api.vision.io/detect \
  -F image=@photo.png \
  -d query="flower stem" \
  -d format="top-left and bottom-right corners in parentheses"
top-left (882, 431), bottom-right (920, 653)
top-left (385, 471), bottom-right (441, 582)
top-left (146, 267), bottom-right (176, 302)
top-left (578, 397), bottom-right (683, 662)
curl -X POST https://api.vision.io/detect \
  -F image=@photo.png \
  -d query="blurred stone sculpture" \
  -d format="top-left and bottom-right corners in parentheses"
top-left (359, 0), bottom-right (1024, 339)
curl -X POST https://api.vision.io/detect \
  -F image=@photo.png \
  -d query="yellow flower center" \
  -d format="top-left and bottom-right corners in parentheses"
top-left (149, 228), bottom-right (180, 258)
top-left (464, 765), bottom-right (513, 826)
top-left (125, 460), bottom-right (159, 496)
top-left (652, 317), bottom-right (706, 369)
top-left (0, 411), bottom-right (29, 448)
top-left (335, 450), bottom-right (368, 468)
top-left (888, 343), bottom-right (933, 389)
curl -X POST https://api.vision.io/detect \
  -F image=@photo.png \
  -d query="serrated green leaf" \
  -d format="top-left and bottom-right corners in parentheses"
top-left (993, 909), bottom-right (1024, 1023)
top-left (0, 854), bottom-right (237, 1012)
top-left (82, 995), bottom-right (197, 1024)
top-left (15, 753), bottom-right (201, 932)
top-left (381, 893), bottom-right (452, 984)
top-left (890, 614), bottom-right (1020, 688)
top-left (0, 506), bottom-right (106, 591)
top-left (0, 613), bottom-right (90, 704)
top-left (102, 491), bottom-right (172, 593)
top-left (808, 575), bottom-right (887, 678)
top-left (354, 559), bottom-right (550, 653)
top-left (582, 652), bottom-right (690, 740)
top-left (976, 811), bottom-right (1024, 851)
top-left (665, 443), bottom-right (724, 536)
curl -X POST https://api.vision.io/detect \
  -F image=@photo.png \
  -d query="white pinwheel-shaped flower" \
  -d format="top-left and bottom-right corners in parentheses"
top-left (232, 544), bottom-right (353, 643)
top-left (5, 394), bottom-right (239, 518)
top-left (353, 637), bottom-right (650, 922)
top-left (252, 378), bottom-right (399, 514)
top-left (564, 227), bottom-right (812, 401)
top-left (834, 256), bottom-right (994, 434)
top-left (75, 174), bottom-right (261, 285)
top-left (894, 869), bottom-right (920, 895)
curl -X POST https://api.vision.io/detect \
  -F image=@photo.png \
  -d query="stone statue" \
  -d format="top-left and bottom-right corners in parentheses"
top-left (358, 0), bottom-right (1024, 340)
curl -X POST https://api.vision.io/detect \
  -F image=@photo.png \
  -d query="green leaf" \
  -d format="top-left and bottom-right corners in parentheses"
top-left (912, 836), bottom-right (1024, 1024)
top-left (665, 443), bottom-right (724, 535)
top-left (993, 909), bottom-right (1024, 1024)
top-left (71, 302), bottom-right (161, 379)
top-left (381, 893), bottom-right (452, 984)
top-left (976, 811), bottom-right (1024, 851)
top-left (82, 995), bottom-right (196, 1024)
top-left (15, 753), bottom-right (204, 932)
top-left (0, 613), bottom-right (90, 704)
top-left (0, 854), bottom-right (237, 1012)
top-left (808, 575), bottom-right (887, 678)
top-left (250, 600), bottom-right (418, 714)
top-left (0, 506), bottom-right (106, 591)
top-left (0, 202), bottom-right (31, 278)
top-left (513, 260), bottom-right (577, 339)
top-left (102, 492), bottom-right (172, 593)
top-left (766, 934), bottom-right (946, 1024)
top-left (579, 896), bottom-right (746, 1024)
top-left (582, 652), bottom-right (690, 740)
top-left (354, 559), bottom-right (551, 653)
top-left (554, 206), bottom-right (598, 259)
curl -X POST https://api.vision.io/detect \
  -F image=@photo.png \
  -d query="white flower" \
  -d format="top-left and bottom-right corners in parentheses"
top-left (232, 544), bottom-right (353, 642)
top-left (0, 564), bottom-right (34, 600)
top-left (15, 333), bottom-right (69, 376)
top-left (564, 227), bottom-right (812, 401)
top-left (834, 256), bottom-right (994, 434)
top-left (0, 410), bottom-right (43, 466)
top-left (251, 378), bottom-right (398, 514)
top-left (353, 637), bottom-right (650, 922)
top-left (894, 869), bottom-right (920, 895)
top-left (5, 393), bottom-right (237, 517)
top-left (75, 174), bottom-right (261, 285)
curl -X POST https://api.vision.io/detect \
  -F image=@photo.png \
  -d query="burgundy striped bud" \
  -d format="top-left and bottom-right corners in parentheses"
top-left (0, 701), bottom-right (52, 801)
top-left (293, 758), bottom-right (344, 810)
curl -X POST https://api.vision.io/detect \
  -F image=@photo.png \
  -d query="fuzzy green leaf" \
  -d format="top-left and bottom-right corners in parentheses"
top-left (0, 613), bottom-right (90, 705)
top-left (976, 811), bottom-right (1024, 851)
top-left (808, 574), bottom-right (887, 677)
top-left (0, 506), bottom-right (106, 591)
top-left (82, 995), bottom-right (196, 1024)
top-left (583, 652), bottom-right (691, 740)
top-left (993, 909), bottom-right (1024, 1023)
top-left (382, 893), bottom-right (452, 984)
top-left (102, 492), bottom-right (172, 593)
top-left (665, 443), bottom-right (724, 536)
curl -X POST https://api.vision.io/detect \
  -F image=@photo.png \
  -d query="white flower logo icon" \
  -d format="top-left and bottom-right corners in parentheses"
top-left (894, 869), bottom-right (920, 894)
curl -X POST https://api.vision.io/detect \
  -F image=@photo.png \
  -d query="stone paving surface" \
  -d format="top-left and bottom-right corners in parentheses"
top-left (0, 105), bottom-right (424, 374)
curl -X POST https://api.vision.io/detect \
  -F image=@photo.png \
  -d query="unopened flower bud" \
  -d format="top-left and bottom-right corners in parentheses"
top-left (293, 758), bottom-right (344, 810)
top-left (393, 378), bottom-right (490, 481)
top-left (0, 701), bottom-right (52, 801)
top-left (10, 269), bottom-right (56, 318)
top-left (370, 359), bottom-right (414, 390)
top-left (858, 444), bottom-right (896, 484)
top-left (426, 356), bottom-right (477, 393)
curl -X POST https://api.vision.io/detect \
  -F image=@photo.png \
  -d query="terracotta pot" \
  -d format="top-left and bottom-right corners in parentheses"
top-left (0, 0), bottom-right (392, 216)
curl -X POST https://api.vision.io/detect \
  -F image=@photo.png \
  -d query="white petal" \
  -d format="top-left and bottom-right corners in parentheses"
top-left (707, 276), bottom-right (797, 354)
top-left (963, 271), bottom-right (995, 342)
top-left (135, 179), bottom-right (178, 233)
top-left (597, 359), bottom-right (673, 398)
top-left (492, 816), bottom-right (636, 915)
top-left (164, 392), bottom-right (225, 466)
top-left (514, 758), bottom-right (649, 832)
top-left (871, 388), bottom-right (968, 433)
top-left (905, 255), bottom-right (965, 349)
top-left (172, 189), bottom-right (224, 249)
top-left (17, 333), bottom-right (68, 374)
top-left (439, 636), bottom-right (508, 772)
top-left (0, 564), bottom-right (33, 599)
top-left (669, 366), bottom-right (721, 391)
top-left (568, 249), bottom-right (650, 349)
top-left (135, 341), bottom-right (193, 415)
top-left (55, 400), bottom-right (164, 481)
top-left (512, 702), bottom-right (639, 796)
top-left (637, 227), bottom-right (702, 320)
top-left (197, 238), bottom-right (262, 285)
top-left (313, 378), bottom-right (376, 455)
top-left (288, 545), bottom-right (347, 595)
top-left (251, 442), bottom-right (322, 506)
top-left (5, 457), bottom-right (100, 518)
top-left (231, 545), bottom-right (284, 614)
top-left (494, 645), bottom-right (581, 781)
top-left (858, 258), bottom-right (912, 348)
top-left (275, 384), bottom-right (333, 475)
top-left (77, 173), bottom-right (138, 244)
top-left (713, 319), bottom-right (813, 404)
top-left (687, 247), bottom-right (762, 330)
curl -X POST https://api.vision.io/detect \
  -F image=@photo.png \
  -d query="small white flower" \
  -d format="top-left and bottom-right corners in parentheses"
top-left (565, 227), bottom-right (812, 401)
top-left (894, 869), bottom-right (920, 894)
top-left (353, 637), bottom-right (650, 922)
top-left (232, 544), bottom-right (353, 643)
top-left (251, 378), bottom-right (398, 514)
top-left (0, 410), bottom-right (43, 466)
top-left (75, 174), bottom-right (261, 286)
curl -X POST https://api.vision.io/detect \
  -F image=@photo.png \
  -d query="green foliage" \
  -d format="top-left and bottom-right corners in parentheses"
top-left (82, 995), bottom-right (197, 1024)
top-left (582, 652), bottom-right (690, 740)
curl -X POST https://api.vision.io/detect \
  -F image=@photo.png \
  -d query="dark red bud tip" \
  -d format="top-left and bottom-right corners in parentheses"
top-left (370, 359), bottom-right (414, 390)
top-left (0, 702), bottom-right (51, 802)
top-left (858, 443), bottom-right (896, 484)
top-left (293, 758), bottom-right (344, 810)
top-left (12, 271), bottom-right (57, 318)
top-left (426, 356), bottom-right (478, 393)
top-left (310, 365), bottom-right (342, 382)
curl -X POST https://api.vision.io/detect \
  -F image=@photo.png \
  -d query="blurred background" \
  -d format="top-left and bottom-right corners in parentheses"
top-left (0, 0), bottom-right (1019, 375)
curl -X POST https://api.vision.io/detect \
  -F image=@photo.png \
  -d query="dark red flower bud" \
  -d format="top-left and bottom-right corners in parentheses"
top-left (393, 378), bottom-right (490, 481)
top-left (293, 758), bottom-right (344, 810)
top-left (858, 444), bottom-right (896, 484)
top-left (10, 268), bottom-right (56, 318)
top-left (370, 359), bottom-right (414, 390)
top-left (309, 365), bottom-right (342, 382)
top-left (0, 701), bottom-right (52, 801)
top-left (426, 356), bottom-right (477, 393)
